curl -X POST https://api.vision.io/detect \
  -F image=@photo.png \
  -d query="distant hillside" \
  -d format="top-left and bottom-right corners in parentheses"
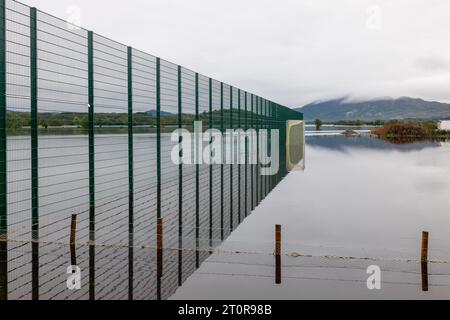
top-left (147, 109), bottom-right (173, 116)
top-left (296, 97), bottom-right (450, 121)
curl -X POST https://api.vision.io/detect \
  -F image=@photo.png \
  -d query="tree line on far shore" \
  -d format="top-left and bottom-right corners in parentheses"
top-left (6, 110), bottom-right (267, 131)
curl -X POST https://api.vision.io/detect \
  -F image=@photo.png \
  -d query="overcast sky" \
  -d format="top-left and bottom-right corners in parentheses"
top-left (21, 0), bottom-right (450, 107)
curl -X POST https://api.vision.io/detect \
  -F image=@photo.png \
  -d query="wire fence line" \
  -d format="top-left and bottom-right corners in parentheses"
top-left (0, 0), bottom-right (303, 300)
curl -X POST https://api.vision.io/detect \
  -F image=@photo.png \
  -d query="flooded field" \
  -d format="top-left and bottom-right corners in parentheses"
top-left (172, 134), bottom-right (450, 299)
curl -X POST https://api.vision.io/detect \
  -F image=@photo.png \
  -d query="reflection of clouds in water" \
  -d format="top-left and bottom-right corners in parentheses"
top-left (306, 135), bottom-right (441, 153)
top-left (307, 136), bottom-right (450, 197)
top-left (410, 148), bottom-right (450, 195)
top-left (234, 136), bottom-right (450, 260)
top-left (414, 177), bottom-right (449, 194)
top-left (174, 137), bottom-right (450, 299)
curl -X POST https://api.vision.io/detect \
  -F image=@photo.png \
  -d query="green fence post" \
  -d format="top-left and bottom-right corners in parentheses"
top-left (268, 101), bottom-right (271, 191)
top-left (269, 101), bottom-right (272, 192)
top-left (259, 98), bottom-right (267, 198)
top-left (282, 107), bottom-right (285, 175)
top-left (237, 89), bottom-right (241, 224)
top-left (268, 102), bottom-right (270, 190)
top-left (258, 97), bottom-right (261, 202)
top-left (260, 97), bottom-right (263, 203)
top-left (251, 94), bottom-right (254, 211)
top-left (275, 103), bottom-right (278, 184)
top-left (261, 98), bottom-right (263, 200)
top-left (255, 95), bottom-right (258, 206)
top-left (277, 105), bottom-right (281, 184)
top-left (156, 58), bottom-right (161, 221)
top-left (127, 46), bottom-right (134, 301)
top-left (220, 82), bottom-right (224, 241)
top-left (267, 101), bottom-right (270, 191)
top-left (261, 99), bottom-right (264, 198)
top-left (255, 97), bottom-right (261, 208)
top-left (0, 0), bottom-right (7, 301)
top-left (244, 92), bottom-right (248, 218)
top-left (265, 99), bottom-right (268, 197)
top-left (254, 94), bottom-right (257, 209)
top-left (156, 57), bottom-right (162, 300)
top-left (208, 78), bottom-right (213, 251)
top-left (270, 102), bottom-right (273, 191)
top-left (277, 105), bottom-right (280, 184)
top-left (87, 30), bottom-right (95, 301)
top-left (229, 86), bottom-right (233, 232)
top-left (261, 98), bottom-right (264, 199)
top-left (195, 72), bottom-right (200, 268)
top-left (177, 65), bottom-right (183, 286)
top-left (261, 98), bottom-right (264, 198)
top-left (273, 103), bottom-right (276, 188)
top-left (265, 100), bottom-right (268, 196)
top-left (30, 7), bottom-right (39, 300)
top-left (277, 105), bottom-right (281, 180)
top-left (273, 102), bottom-right (276, 190)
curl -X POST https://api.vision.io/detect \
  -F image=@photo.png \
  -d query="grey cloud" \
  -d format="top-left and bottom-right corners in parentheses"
top-left (22, 0), bottom-right (450, 107)
top-left (413, 56), bottom-right (449, 72)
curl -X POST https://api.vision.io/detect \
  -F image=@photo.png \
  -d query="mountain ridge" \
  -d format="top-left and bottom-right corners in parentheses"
top-left (295, 97), bottom-right (450, 121)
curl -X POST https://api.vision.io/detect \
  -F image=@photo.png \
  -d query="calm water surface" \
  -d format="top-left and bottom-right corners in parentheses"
top-left (172, 135), bottom-right (450, 299)
top-left (4, 133), bottom-right (450, 299)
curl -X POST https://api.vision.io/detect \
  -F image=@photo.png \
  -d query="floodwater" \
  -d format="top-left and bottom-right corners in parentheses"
top-left (3, 131), bottom-right (450, 300)
top-left (3, 133), bottom-right (260, 300)
top-left (172, 134), bottom-right (450, 300)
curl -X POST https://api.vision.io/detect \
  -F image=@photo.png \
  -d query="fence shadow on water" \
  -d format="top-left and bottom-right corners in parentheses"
top-left (0, 0), bottom-right (303, 300)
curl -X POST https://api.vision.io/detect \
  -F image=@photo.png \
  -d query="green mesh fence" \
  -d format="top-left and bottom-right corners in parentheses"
top-left (0, 0), bottom-right (303, 300)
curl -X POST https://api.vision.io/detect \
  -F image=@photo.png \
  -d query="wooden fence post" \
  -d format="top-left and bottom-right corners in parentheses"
top-left (157, 218), bottom-right (163, 278)
top-left (70, 213), bottom-right (77, 267)
top-left (275, 224), bottom-right (281, 284)
top-left (421, 231), bottom-right (429, 292)
top-left (421, 231), bottom-right (429, 263)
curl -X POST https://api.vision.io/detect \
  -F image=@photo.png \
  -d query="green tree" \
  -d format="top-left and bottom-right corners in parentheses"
top-left (7, 113), bottom-right (26, 129)
top-left (315, 119), bottom-right (323, 131)
top-left (39, 119), bottom-right (49, 129)
top-left (80, 116), bottom-right (89, 129)
top-left (74, 116), bottom-right (88, 129)
top-left (48, 118), bottom-right (64, 127)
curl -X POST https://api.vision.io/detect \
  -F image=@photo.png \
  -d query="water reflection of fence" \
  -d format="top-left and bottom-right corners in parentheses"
top-left (0, 0), bottom-right (303, 300)
top-left (6, 227), bottom-right (450, 299)
top-left (174, 230), bottom-right (450, 298)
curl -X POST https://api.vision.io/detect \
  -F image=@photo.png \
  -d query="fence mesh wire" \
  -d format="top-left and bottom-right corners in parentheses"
top-left (0, 0), bottom-right (303, 300)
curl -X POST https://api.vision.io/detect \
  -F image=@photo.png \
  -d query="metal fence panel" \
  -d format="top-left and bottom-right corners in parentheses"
top-left (0, 0), bottom-right (303, 300)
